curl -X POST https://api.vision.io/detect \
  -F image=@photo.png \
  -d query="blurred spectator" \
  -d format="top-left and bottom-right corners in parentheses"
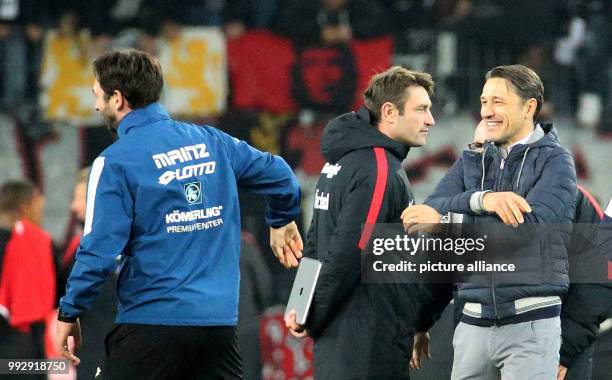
top-left (57, 167), bottom-right (118, 379)
top-left (238, 231), bottom-right (273, 380)
top-left (277, 0), bottom-right (391, 47)
top-left (0, 180), bottom-right (55, 380)
top-left (443, 0), bottom-right (563, 109)
top-left (285, 111), bottom-right (326, 229)
top-left (224, 0), bottom-right (280, 40)
top-left (139, 0), bottom-right (224, 33)
top-left (380, 0), bottom-right (438, 55)
top-left (567, 0), bottom-right (610, 130)
top-left (0, 0), bottom-right (47, 110)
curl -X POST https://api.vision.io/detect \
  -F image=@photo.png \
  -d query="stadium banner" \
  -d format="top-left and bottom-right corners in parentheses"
top-left (227, 31), bottom-right (393, 113)
top-left (159, 27), bottom-right (227, 118)
top-left (40, 30), bottom-right (96, 123)
top-left (40, 28), bottom-right (227, 124)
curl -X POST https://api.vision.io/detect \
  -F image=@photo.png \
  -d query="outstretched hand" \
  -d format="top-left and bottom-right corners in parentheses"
top-left (270, 221), bottom-right (303, 268)
top-left (410, 331), bottom-right (431, 370)
top-left (54, 319), bottom-right (82, 366)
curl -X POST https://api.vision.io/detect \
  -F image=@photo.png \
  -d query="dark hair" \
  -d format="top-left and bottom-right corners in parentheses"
top-left (93, 49), bottom-right (164, 109)
top-left (363, 66), bottom-right (434, 124)
top-left (485, 65), bottom-right (544, 119)
top-left (0, 180), bottom-right (36, 214)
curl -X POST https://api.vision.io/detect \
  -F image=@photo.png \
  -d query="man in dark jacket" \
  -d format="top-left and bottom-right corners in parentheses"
top-left (559, 192), bottom-right (612, 380)
top-left (592, 198), bottom-right (612, 380)
top-left (286, 66), bottom-right (436, 379)
top-left (403, 65), bottom-right (577, 379)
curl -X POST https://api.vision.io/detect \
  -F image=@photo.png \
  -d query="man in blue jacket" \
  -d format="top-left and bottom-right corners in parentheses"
top-left (403, 65), bottom-right (577, 379)
top-left (53, 49), bottom-right (303, 379)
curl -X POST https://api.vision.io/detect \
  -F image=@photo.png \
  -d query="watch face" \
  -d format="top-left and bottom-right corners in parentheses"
top-left (468, 142), bottom-right (484, 150)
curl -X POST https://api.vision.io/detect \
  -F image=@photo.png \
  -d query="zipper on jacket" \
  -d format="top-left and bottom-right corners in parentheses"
top-left (491, 159), bottom-right (504, 322)
top-left (491, 271), bottom-right (499, 323)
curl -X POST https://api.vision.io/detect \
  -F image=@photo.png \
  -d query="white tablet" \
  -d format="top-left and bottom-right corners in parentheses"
top-left (285, 257), bottom-right (322, 325)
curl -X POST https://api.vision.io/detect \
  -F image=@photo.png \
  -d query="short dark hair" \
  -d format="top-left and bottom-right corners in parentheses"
top-left (0, 180), bottom-right (36, 214)
top-left (485, 65), bottom-right (544, 119)
top-left (363, 66), bottom-right (434, 124)
top-left (93, 49), bottom-right (164, 109)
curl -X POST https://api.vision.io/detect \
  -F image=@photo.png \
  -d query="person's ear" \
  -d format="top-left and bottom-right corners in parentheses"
top-left (113, 90), bottom-right (128, 111)
top-left (381, 102), bottom-right (397, 124)
top-left (524, 98), bottom-right (537, 119)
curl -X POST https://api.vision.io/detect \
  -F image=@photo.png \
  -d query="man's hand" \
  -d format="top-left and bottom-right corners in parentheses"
top-left (557, 364), bottom-right (568, 380)
top-left (410, 331), bottom-right (431, 369)
top-left (284, 309), bottom-right (309, 338)
top-left (401, 204), bottom-right (443, 234)
top-left (482, 192), bottom-right (532, 227)
top-left (54, 319), bottom-right (82, 366)
top-left (270, 221), bottom-right (303, 268)
top-left (474, 119), bottom-right (488, 144)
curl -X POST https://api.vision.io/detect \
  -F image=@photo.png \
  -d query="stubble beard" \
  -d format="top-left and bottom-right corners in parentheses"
top-left (103, 112), bottom-right (119, 140)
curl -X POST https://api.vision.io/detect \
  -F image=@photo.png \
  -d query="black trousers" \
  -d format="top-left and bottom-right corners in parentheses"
top-left (566, 344), bottom-right (593, 380)
top-left (0, 320), bottom-right (45, 380)
top-left (100, 324), bottom-right (242, 380)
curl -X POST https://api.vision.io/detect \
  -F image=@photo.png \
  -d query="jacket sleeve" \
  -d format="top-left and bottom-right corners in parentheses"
top-left (425, 157), bottom-right (479, 214)
top-left (59, 156), bottom-right (133, 318)
top-left (214, 129), bottom-right (301, 228)
top-left (521, 149), bottom-right (577, 224)
top-left (560, 283), bottom-right (612, 367)
top-left (413, 283), bottom-right (454, 331)
top-left (306, 155), bottom-right (390, 337)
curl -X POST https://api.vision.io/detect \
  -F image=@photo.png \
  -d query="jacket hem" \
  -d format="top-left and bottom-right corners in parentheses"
top-left (115, 316), bottom-right (237, 326)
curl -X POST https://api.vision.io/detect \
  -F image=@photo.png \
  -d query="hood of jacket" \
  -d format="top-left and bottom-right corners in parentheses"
top-left (321, 107), bottom-right (410, 163)
top-left (484, 122), bottom-right (562, 158)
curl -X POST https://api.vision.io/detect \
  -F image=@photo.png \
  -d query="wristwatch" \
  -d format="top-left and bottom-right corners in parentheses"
top-left (440, 212), bottom-right (451, 224)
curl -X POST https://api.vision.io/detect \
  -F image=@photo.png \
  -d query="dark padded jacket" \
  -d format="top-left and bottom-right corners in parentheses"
top-left (425, 124), bottom-right (577, 320)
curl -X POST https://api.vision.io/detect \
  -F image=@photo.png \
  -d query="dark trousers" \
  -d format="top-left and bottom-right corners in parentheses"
top-left (100, 324), bottom-right (242, 380)
top-left (0, 320), bottom-right (45, 380)
top-left (566, 344), bottom-right (593, 380)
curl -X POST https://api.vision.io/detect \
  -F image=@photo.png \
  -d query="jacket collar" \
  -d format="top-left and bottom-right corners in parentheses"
top-left (117, 103), bottom-right (171, 138)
